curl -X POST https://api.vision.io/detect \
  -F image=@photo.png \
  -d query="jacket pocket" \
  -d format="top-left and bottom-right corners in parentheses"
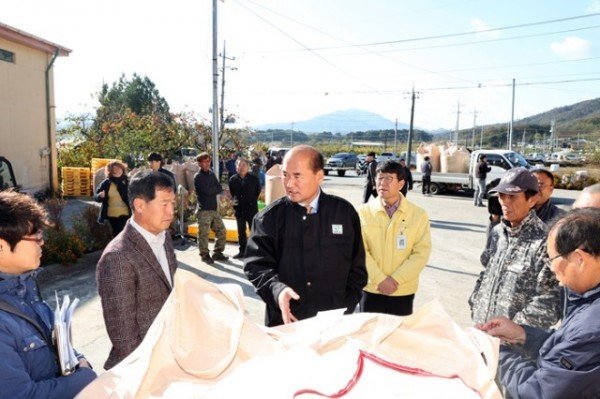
top-left (21, 333), bottom-right (48, 353)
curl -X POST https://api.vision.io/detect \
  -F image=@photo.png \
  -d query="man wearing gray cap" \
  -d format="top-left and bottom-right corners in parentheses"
top-left (470, 167), bottom-right (562, 329)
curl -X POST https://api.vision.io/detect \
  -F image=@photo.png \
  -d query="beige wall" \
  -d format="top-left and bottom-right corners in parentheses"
top-left (0, 37), bottom-right (58, 193)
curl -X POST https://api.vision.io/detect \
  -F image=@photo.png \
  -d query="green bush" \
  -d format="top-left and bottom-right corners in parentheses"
top-left (72, 205), bottom-right (113, 252)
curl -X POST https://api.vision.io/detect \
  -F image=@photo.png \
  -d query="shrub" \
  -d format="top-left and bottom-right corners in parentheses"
top-left (42, 229), bottom-right (86, 266)
top-left (72, 205), bottom-right (113, 252)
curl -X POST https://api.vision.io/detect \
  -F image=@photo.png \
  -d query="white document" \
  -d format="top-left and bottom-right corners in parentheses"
top-left (53, 292), bottom-right (80, 376)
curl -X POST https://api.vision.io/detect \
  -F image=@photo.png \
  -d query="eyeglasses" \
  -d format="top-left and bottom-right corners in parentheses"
top-left (21, 231), bottom-right (44, 245)
top-left (548, 251), bottom-right (573, 263)
top-left (376, 176), bottom-right (397, 183)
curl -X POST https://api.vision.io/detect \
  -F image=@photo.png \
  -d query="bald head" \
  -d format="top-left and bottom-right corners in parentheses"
top-left (573, 184), bottom-right (600, 209)
top-left (283, 145), bottom-right (324, 173)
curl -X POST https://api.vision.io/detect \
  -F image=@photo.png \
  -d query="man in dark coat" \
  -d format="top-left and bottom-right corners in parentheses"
top-left (96, 171), bottom-right (178, 369)
top-left (148, 152), bottom-right (176, 184)
top-left (532, 169), bottom-right (566, 224)
top-left (399, 158), bottom-right (413, 197)
top-left (474, 154), bottom-right (491, 207)
top-left (363, 152), bottom-right (378, 203)
top-left (244, 145), bottom-right (368, 327)
top-left (228, 158), bottom-right (261, 259)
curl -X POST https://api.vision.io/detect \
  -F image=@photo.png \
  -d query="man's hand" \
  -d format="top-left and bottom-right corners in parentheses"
top-left (97, 191), bottom-right (105, 199)
top-left (278, 287), bottom-right (300, 324)
top-left (377, 276), bottom-right (398, 296)
top-left (477, 316), bottom-right (526, 345)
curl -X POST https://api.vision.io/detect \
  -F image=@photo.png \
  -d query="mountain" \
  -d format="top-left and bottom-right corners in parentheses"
top-left (255, 109), bottom-right (408, 134)
top-left (515, 97), bottom-right (600, 136)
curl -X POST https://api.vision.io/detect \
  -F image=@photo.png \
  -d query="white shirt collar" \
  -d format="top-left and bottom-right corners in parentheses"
top-left (130, 217), bottom-right (166, 247)
top-left (298, 189), bottom-right (321, 214)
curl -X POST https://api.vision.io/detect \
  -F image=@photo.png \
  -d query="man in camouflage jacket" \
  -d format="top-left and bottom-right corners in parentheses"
top-left (470, 167), bottom-right (562, 329)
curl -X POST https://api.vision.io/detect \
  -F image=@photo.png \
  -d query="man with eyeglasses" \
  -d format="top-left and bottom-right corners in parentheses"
top-left (358, 161), bottom-right (431, 316)
top-left (531, 169), bottom-right (565, 224)
top-left (478, 208), bottom-right (600, 399)
top-left (470, 167), bottom-right (562, 330)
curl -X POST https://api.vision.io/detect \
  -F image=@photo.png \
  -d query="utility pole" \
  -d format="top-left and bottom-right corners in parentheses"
top-left (219, 41), bottom-right (236, 133)
top-left (291, 122), bottom-right (294, 146)
top-left (471, 108), bottom-right (479, 149)
top-left (211, 0), bottom-right (219, 179)
top-left (454, 102), bottom-right (461, 144)
top-left (521, 129), bottom-right (527, 151)
top-left (394, 119), bottom-right (398, 156)
top-left (509, 78), bottom-right (515, 151)
top-left (404, 85), bottom-right (421, 168)
top-left (480, 126), bottom-right (484, 149)
top-left (550, 119), bottom-right (556, 153)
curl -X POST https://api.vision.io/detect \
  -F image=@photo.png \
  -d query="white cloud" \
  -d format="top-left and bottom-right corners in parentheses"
top-left (470, 18), bottom-right (500, 38)
top-left (550, 36), bottom-right (592, 60)
top-left (586, 1), bottom-right (600, 13)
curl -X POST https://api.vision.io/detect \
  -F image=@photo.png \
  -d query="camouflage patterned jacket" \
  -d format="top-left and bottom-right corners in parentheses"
top-left (470, 210), bottom-right (562, 329)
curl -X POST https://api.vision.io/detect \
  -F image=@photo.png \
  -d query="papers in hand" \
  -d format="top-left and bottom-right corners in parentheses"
top-left (53, 292), bottom-right (80, 376)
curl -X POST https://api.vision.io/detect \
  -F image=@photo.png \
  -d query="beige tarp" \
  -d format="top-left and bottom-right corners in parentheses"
top-left (441, 145), bottom-right (471, 174)
top-left (77, 270), bottom-right (500, 399)
top-left (416, 143), bottom-right (441, 172)
top-left (265, 164), bottom-right (286, 205)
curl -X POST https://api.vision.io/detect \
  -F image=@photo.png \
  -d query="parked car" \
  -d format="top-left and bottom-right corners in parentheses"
top-left (525, 153), bottom-right (545, 164)
top-left (324, 152), bottom-right (358, 177)
top-left (173, 147), bottom-right (199, 162)
top-left (0, 156), bottom-right (18, 191)
top-left (376, 152), bottom-right (399, 163)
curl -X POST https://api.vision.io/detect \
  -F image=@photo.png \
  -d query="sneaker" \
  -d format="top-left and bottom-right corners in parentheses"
top-left (477, 203), bottom-right (486, 207)
top-left (212, 252), bottom-right (229, 261)
top-left (233, 252), bottom-right (245, 259)
top-left (201, 254), bottom-right (214, 264)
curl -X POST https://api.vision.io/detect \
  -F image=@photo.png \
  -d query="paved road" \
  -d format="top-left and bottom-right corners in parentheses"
top-left (39, 173), bottom-right (579, 372)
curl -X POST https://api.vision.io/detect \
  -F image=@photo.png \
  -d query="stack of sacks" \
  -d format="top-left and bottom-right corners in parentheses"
top-left (441, 145), bottom-right (470, 173)
top-left (265, 164), bottom-right (286, 205)
top-left (184, 161), bottom-right (200, 194)
top-left (77, 269), bottom-right (501, 399)
top-left (164, 162), bottom-right (187, 190)
top-left (416, 143), bottom-right (441, 172)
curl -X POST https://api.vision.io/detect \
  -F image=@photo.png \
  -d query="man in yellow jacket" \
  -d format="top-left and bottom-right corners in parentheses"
top-left (358, 160), bottom-right (432, 316)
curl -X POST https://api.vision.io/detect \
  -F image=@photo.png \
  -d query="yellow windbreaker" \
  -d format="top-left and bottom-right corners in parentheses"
top-left (358, 195), bottom-right (431, 296)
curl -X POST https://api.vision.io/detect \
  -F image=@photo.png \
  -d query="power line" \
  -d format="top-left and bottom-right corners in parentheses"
top-left (232, 0), bottom-right (385, 93)
top-left (289, 12), bottom-right (600, 51)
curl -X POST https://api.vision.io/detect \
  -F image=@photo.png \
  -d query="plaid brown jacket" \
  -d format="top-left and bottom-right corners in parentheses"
top-left (96, 221), bottom-right (177, 370)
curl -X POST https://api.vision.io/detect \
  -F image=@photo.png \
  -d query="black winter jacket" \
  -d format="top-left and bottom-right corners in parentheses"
top-left (244, 191), bottom-right (367, 326)
top-left (228, 173), bottom-right (261, 218)
top-left (94, 177), bottom-right (130, 224)
top-left (194, 169), bottom-right (223, 211)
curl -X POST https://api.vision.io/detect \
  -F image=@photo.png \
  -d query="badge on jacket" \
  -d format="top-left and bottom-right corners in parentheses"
top-left (332, 224), bottom-right (343, 235)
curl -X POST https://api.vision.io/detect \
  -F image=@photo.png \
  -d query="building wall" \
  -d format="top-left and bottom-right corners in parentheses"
top-left (0, 36), bottom-right (57, 193)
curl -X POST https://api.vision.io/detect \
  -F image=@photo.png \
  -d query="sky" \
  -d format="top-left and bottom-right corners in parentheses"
top-left (2, 0), bottom-right (600, 131)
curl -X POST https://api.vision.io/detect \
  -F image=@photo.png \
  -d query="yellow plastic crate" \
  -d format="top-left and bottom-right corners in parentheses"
top-left (187, 218), bottom-right (249, 243)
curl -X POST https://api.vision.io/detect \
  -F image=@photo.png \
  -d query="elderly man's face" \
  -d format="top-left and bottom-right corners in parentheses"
top-left (498, 192), bottom-right (537, 226)
top-left (534, 172), bottom-right (554, 206)
top-left (282, 152), bottom-right (323, 205)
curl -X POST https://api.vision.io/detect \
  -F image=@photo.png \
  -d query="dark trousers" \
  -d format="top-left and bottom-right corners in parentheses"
top-left (360, 291), bottom-right (415, 316)
top-left (108, 215), bottom-right (129, 237)
top-left (363, 184), bottom-right (377, 203)
top-left (422, 176), bottom-right (431, 194)
top-left (236, 213), bottom-right (255, 253)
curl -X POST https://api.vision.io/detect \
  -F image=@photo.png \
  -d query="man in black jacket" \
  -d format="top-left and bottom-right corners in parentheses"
top-left (228, 158), bottom-right (261, 259)
top-left (194, 152), bottom-right (227, 264)
top-left (399, 158), bottom-right (413, 197)
top-left (363, 152), bottom-right (378, 203)
top-left (244, 145), bottom-right (368, 327)
top-left (474, 154), bottom-right (491, 207)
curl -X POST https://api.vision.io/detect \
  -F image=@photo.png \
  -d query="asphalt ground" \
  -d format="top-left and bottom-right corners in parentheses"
top-left (38, 172), bottom-right (579, 372)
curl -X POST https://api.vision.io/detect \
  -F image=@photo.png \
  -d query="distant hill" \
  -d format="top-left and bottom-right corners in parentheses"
top-left (516, 97), bottom-right (600, 137)
top-left (255, 109), bottom-right (408, 134)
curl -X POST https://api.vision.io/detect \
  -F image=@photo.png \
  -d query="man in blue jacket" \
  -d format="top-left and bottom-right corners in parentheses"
top-left (478, 208), bottom-right (600, 399)
top-left (0, 191), bottom-right (96, 398)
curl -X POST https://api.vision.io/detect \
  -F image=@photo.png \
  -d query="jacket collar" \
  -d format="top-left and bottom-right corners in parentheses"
top-left (500, 209), bottom-right (542, 237)
top-left (123, 221), bottom-right (173, 287)
top-left (565, 284), bottom-right (600, 317)
top-left (368, 192), bottom-right (407, 216)
top-left (0, 270), bottom-right (37, 297)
